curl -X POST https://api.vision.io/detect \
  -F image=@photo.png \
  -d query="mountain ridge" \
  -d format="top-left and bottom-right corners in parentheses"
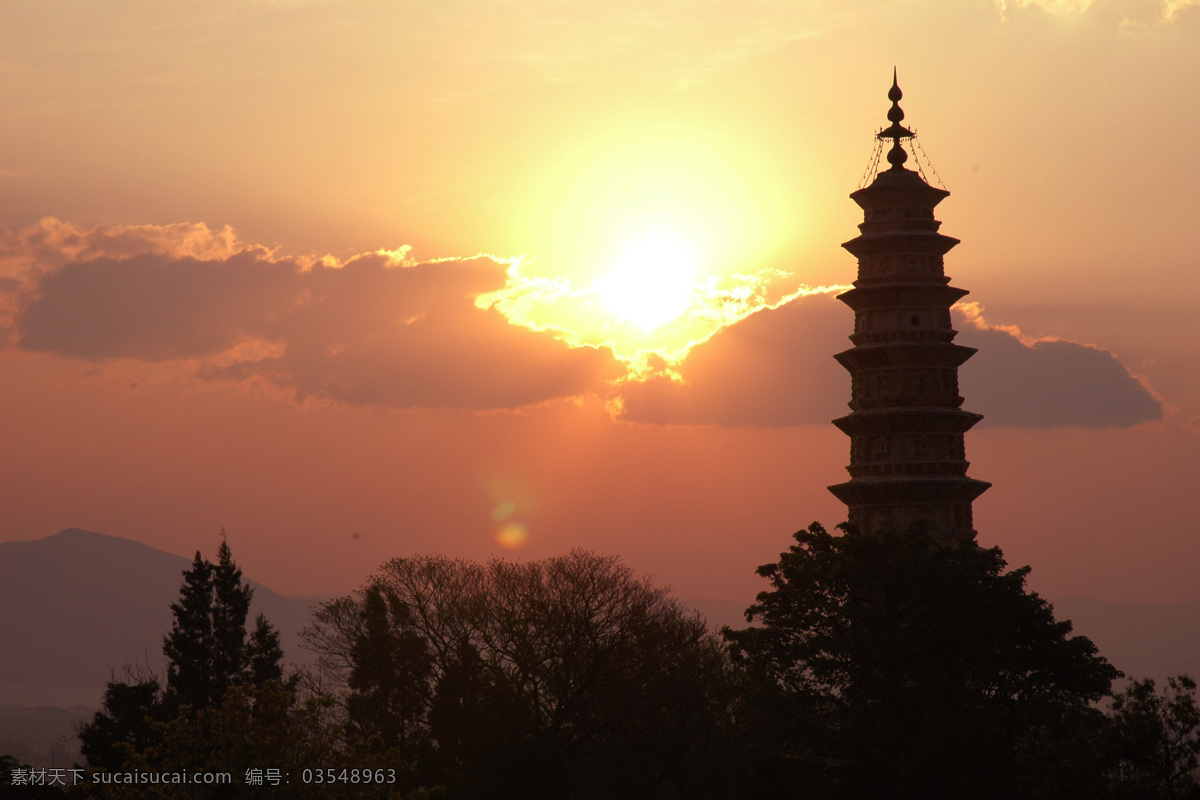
top-left (0, 528), bottom-right (321, 708)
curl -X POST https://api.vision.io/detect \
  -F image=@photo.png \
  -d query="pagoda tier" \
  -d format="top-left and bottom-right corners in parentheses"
top-left (828, 74), bottom-right (989, 544)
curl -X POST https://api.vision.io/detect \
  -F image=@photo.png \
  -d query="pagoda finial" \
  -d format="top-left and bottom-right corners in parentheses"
top-left (878, 68), bottom-right (914, 170)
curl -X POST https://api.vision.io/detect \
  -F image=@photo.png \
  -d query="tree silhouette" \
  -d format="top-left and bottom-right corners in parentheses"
top-left (109, 681), bottom-right (339, 800)
top-left (724, 522), bottom-right (1121, 800)
top-left (305, 550), bottom-right (736, 799)
top-left (344, 583), bottom-right (433, 758)
top-left (1107, 675), bottom-right (1200, 799)
top-left (161, 551), bottom-right (216, 710)
top-left (247, 613), bottom-right (286, 687)
top-left (162, 535), bottom-right (266, 711)
top-left (77, 672), bottom-right (167, 771)
top-left (209, 537), bottom-right (252, 699)
top-left (79, 535), bottom-right (287, 776)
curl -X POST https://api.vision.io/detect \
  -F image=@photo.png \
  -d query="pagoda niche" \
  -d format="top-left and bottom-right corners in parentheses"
top-left (827, 72), bottom-right (990, 544)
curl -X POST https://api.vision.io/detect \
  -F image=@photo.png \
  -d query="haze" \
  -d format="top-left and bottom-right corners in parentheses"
top-left (1, 0), bottom-right (1198, 610)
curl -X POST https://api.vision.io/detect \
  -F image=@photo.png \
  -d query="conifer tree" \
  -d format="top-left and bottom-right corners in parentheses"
top-left (162, 551), bottom-right (217, 710)
top-left (77, 673), bottom-right (167, 770)
top-left (82, 535), bottom-right (287, 774)
top-left (210, 536), bottom-right (252, 694)
top-left (161, 533), bottom-right (272, 710)
top-left (247, 612), bottom-right (286, 687)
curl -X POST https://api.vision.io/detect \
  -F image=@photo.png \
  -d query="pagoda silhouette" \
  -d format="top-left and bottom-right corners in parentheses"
top-left (828, 72), bottom-right (990, 544)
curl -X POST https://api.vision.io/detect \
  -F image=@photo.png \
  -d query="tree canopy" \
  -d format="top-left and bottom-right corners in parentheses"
top-left (51, 523), bottom-right (1200, 799)
top-left (724, 521), bottom-right (1122, 800)
top-left (304, 549), bottom-right (736, 799)
top-left (1107, 675), bottom-right (1200, 799)
top-left (162, 537), bottom-right (280, 711)
top-left (78, 536), bottom-right (291, 786)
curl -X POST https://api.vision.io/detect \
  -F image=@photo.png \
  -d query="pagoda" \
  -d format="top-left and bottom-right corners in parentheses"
top-left (828, 72), bottom-right (990, 544)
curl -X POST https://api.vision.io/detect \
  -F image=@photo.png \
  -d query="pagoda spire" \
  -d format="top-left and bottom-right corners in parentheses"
top-left (879, 68), bottom-right (914, 170)
top-left (827, 76), bottom-right (990, 544)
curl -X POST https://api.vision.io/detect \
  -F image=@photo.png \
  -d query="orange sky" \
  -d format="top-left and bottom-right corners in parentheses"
top-left (2, 0), bottom-right (1199, 607)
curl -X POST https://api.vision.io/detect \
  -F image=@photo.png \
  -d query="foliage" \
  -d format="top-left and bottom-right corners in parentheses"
top-left (77, 673), bottom-right (169, 771)
top-left (305, 549), bottom-right (737, 799)
top-left (87, 681), bottom-right (340, 800)
top-left (723, 521), bottom-right (1122, 800)
top-left (78, 536), bottom-right (289, 784)
top-left (73, 523), bottom-right (1193, 798)
top-left (1107, 675), bottom-right (1200, 799)
top-left (248, 613), bottom-right (286, 687)
top-left (344, 583), bottom-right (434, 757)
top-left (161, 551), bottom-right (215, 710)
top-left (209, 538), bottom-right (253, 701)
top-left (0, 753), bottom-right (71, 798)
top-left (162, 536), bottom-right (279, 711)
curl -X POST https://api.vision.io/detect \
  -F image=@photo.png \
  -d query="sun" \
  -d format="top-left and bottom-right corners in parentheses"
top-left (597, 232), bottom-right (700, 330)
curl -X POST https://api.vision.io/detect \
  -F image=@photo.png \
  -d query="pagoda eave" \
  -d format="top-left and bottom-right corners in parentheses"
top-left (837, 284), bottom-right (969, 309)
top-left (852, 165), bottom-right (948, 190)
top-left (832, 408), bottom-right (983, 437)
top-left (849, 176), bottom-right (950, 208)
top-left (833, 342), bottom-right (978, 370)
top-left (842, 234), bottom-right (960, 259)
top-left (828, 477), bottom-right (992, 507)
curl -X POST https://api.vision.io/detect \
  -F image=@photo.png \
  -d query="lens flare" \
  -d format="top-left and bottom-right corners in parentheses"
top-left (491, 500), bottom-right (516, 521)
top-left (495, 522), bottom-right (529, 550)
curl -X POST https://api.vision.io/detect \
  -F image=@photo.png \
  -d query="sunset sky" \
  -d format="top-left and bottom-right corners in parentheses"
top-left (2, 0), bottom-right (1199, 610)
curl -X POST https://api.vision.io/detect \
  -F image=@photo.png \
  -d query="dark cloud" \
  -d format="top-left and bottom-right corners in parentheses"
top-left (616, 292), bottom-right (850, 426)
top-left (17, 248), bottom-right (624, 410)
top-left (616, 293), bottom-right (1163, 429)
top-left (955, 318), bottom-right (1163, 429)
top-left (19, 251), bottom-right (299, 361)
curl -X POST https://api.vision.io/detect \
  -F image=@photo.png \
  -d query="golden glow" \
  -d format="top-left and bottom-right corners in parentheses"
top-left (478, 257), bottom-right (834, 384)
top-left (477, 252), bottom-right (812, 369)
top-left (468, 116), bottom-right (807, 364)
top-left (521, 119), bottom-right (793, 285)
top-left (495, 521), bottom-right (529, 549)
top-left (597, 232), bottom-right (700, 330)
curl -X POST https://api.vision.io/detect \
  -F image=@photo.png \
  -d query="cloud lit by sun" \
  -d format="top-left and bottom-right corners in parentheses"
top-left (469, 115), bottom-right (815, 369)
top-left (477, 247), bottom-right (837, 382)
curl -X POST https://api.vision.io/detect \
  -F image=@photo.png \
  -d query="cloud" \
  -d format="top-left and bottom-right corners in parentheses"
top-left (615, 291), bottom-right (850, 426)
top-left (955, 303), bottom-right (1163, 429)
top-left (994, 0), bottom-right (1097, 17)
top-left (9, 220), bottom-right (624, 410)
top-left (4, 218), bottom-right (1164, 423)
top-left (615, 293), bottom-right (1162, 429)
top-left (1163, 0), bottom-right (1200, 20)
top-left (0, 218), bottom-right (255, 348)
top-left (994, 0), bottom-right (1200, 24)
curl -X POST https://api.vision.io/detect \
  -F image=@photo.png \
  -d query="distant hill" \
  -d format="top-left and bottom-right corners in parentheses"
top-left (0, 528), bottom-right (322, 709)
